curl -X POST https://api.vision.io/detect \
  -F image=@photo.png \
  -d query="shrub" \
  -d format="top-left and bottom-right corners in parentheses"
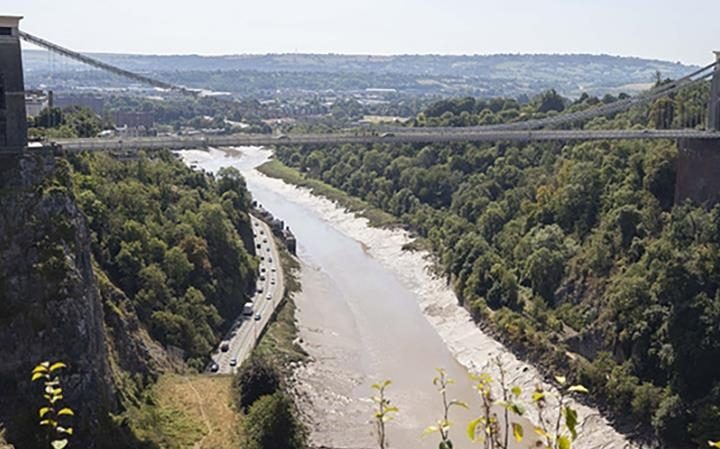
top-left (234, 354), bottom-right (281, 412)
top-left (243, 393), bottom-right (305, 449)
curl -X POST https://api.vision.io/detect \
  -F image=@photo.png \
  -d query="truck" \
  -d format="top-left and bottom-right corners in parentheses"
top-left (243, 302), bottom-right (254, 316)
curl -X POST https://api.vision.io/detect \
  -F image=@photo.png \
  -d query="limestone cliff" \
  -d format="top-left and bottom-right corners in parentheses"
top-left (0, 154), bottom-right (168, 448)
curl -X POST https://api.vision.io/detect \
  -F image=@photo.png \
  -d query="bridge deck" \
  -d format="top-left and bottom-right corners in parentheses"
top-left (48, 129), bottom-right (720, 152)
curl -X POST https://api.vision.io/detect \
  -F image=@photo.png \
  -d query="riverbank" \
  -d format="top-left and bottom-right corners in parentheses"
top-left (258, 159), bottom-right (398, 228)
top-left (255, 245), bottom-right (307, 368)
top-left (254, 150), bottom-right (637, 449)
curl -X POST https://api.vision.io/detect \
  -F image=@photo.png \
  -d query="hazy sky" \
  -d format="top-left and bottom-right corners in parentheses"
top-left (7, 0), bottom-right (720, 65)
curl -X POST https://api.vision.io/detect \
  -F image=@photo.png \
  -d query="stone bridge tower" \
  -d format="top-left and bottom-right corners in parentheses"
top-left (674, 52), bottom-right (720, 207)
top-left (0, 16), bottom-right (27, 152)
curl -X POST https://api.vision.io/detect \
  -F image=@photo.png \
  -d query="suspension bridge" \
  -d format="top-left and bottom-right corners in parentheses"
top-left (3, 16), bottom-right (720, 150)
top-left (2, 15), bottom-right (720, 203)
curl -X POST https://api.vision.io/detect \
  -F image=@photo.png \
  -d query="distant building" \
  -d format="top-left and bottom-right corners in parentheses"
top-left (25, 90), bottom-right (48, 117)
top-left (116, 125), bottom-right (156, 137)
top-left (114, 111), bottom-right (155, 129)
top-left (55, 93), bottom-right (105, 114)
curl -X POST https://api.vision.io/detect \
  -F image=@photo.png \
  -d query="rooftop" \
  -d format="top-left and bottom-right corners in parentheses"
top-left (0, 15), bottom-right (22, 28)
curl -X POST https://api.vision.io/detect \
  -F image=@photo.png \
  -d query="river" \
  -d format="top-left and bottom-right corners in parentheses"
top-left (180, 147), bottom-right (635, 449)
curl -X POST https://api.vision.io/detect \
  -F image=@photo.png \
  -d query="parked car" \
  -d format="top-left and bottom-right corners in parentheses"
top-left (210, 363), bottom-right (219, 372)
top-left (220, 342), bottom-right (229, 352)
top-left (254, 313), bottom-right (261, 321)
top-left (229, 358), bottom-right (237, 367)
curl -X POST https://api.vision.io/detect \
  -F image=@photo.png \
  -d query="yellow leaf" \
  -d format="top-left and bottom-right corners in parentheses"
top-left (31, 372), bottom-right (47, 382)
top-left (57, 426), bottom-right (73, 435)
top-left (555, 375), bottom-right (567, 385)
top-left (32, 365), bottom-right (49, 374)
top-left (49, 362), bottom-right (67, 372)
top-left (568, 385), bottom-right (589, 394)
top-left (50, 439), bottom-right (68, 449)
top-left (511, 422), bottom-right (524, 442)
top-left (558, 435), bottom-right (571, 449)
top-left (57, 408), bottom-right (74, 416)
top-left (467, 417), bottom-right (482, 441)
top-left (38, 407), bottom-right (52, 418)
top-left (708, 442), bottom-right (720, 448)
top-left (534, 426), bottom-right (548, 438)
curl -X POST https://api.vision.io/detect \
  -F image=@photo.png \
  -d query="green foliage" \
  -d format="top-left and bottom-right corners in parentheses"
top-left (68, 151), bottom-right (256, 365)
top-left (243, 393), bottom-right (305, 449)
top-left (424, 369), bottom-right (468, 449)
top-left (272, 83), bottom-right (720, 445)
top-left (234, 354), bottom-right (281, 412)
top-left (29, 106), bottom-right (107, 138)
top-left (371, 380), bottom-right (398, 449)
top-left (466, 359), bottom-right (526, 449)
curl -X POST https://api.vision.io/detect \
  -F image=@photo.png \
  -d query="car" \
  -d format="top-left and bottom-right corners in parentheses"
top-left (229, 358), bottom-right (237, 367)
top-left (260, 230), bottom-right (264, 235)
top-left (380, 132), bottom-right (395, 138)
top-left (271, 278), bottom-right (276, 285)
top-left (260, 256), bottom-right (265, 261)
top-left (220, 342), bottom-right (229, 352)
top-left (268, 257), bottom-right (272, 263)
top-left (257, 286), bottom-right (263, 293)
top-left (266, 293), bottom-right (272, 300)
top-left (261, 267), bottom-right (266, 273)
top-left (256, 243), bottom-right (261, 249)
top-left (254, 313), bottom-right (261, 321)
top-left (210, 363), bottom-right (219, 373)
top-left (266, 247), bottom-right (271, 252)
top-left (276, 134), bottom-right (289, 140)
top-left (263, 238), bottom-right (267, 243)
top-left (260, 275), bottom-right (266, 281)
top-left (271, 267), bottom-right (276, 272)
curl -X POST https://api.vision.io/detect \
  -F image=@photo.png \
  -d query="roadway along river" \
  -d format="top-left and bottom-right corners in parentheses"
top-left (180, 147), bottom-right (635, 449)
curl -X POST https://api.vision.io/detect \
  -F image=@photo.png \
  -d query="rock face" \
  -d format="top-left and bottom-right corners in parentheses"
top-left (0, 154), bottom-right (166, 448)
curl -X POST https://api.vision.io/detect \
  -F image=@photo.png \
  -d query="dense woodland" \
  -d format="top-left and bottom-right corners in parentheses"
top-left (274, 85), bottom-right (720, 447)
top-left (68, 151), bottom-right (257, 368)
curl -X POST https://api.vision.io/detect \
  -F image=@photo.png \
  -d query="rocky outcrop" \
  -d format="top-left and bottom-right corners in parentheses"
top-left (0, 154), bottom-right (167, 448)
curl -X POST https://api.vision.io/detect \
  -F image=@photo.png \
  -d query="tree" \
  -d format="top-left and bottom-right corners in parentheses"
top-left (523, 248), bottom-right (565, 302)
top-left (535, 89), bottom-right (565, 113)
top-left (234, 354), bottom-right (281, 412)
top-left (243, 393), bottom-right (305, 449)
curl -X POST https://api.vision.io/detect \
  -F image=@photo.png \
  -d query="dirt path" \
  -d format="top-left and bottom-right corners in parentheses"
top-left (185, 377), bottom-right (213, 449)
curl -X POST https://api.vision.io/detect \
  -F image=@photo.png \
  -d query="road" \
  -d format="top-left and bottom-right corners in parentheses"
top-left (49, 128), bottom-right (720, 153)
top-left (209, 215), bottom-right (285, 374)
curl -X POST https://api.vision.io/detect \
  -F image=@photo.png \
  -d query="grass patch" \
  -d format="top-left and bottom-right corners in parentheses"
top-left (258, 158), bottom-right (399, 228)
top-left (127, 374), bottom-right (242, 449)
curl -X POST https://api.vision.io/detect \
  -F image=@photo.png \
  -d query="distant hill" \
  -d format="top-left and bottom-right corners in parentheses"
top-left (22, 50), bottom-right (695, 98)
